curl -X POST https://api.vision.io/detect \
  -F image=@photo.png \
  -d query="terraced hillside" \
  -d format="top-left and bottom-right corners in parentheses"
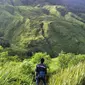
top-left (0, 5), bottom-right (85, 57)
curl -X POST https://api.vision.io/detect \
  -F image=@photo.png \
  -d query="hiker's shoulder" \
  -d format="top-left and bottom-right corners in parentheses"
top-left (36, 64), bottom-right (46, 67)
top-left (40, 64), bottom-right (47, 68)
top-left (36, 64), bottom-right (40, 67)
top-left (43, 64), bottom-right (47, 67)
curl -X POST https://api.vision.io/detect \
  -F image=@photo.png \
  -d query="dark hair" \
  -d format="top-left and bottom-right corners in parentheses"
top-left (41, 58), bottom-right (44, 63)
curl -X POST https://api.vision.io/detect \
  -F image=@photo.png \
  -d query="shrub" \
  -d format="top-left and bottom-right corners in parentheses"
top-left (57, 52), bottom-right (75, 68)
top-left (31, 52), bottom-right (51, 65)
top-left (0, 61), bottom-right (33, 85)
top-left (68, 54), bottom-right (85, 67)
top-left (20, 60), bottom-right (33, 74)
top-left (57, 52), bottom-right (85, 69)
top-left (49, 62), bottom-right (85, 85)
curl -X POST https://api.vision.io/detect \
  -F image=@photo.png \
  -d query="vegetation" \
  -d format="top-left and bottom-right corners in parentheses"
top-left (49, 62), bottom-right (85, 85)
top-left (0, 46), bottom-right (85, 85)
top-left (0, 0), bottom-right (85, 85)
top-left (0, 5), bottom-right (85, 56)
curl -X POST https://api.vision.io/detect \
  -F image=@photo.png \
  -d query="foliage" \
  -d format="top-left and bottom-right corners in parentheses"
top-left (0, 50), bottom-right (51, 85)
top-left (54, 52), bottom-right (85, 69)
top-left (49, 62), bottom-right (85, 85)
top-left (0, 61), bottom-right (33, 85)
top-left (0, 2), bottom-right (85, 85)
top-left (0, 47), bottom-right (85, 85)
top-left (0, 5), bottom-right (85, 56)
top-left (31, 52), bottom-right (51, 64)
top-left (0, 45), bottom-right (3, 51)
top-left (0, 46), bottom-right (33, 85)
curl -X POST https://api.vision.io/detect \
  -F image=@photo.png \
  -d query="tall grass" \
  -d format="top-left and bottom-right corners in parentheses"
top-left (49, 62), bottom-right (85, 85)
top-left (0, 46), bottom-right (85, 85)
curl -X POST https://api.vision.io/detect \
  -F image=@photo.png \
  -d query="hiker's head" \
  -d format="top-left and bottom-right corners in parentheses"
top-left (40, 58), bottom-right (44, 64)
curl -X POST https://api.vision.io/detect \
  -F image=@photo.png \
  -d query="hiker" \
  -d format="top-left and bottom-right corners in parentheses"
top-left (35, 58), bottom-right (47, 85)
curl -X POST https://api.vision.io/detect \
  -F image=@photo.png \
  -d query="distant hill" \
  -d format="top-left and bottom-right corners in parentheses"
top-left (0, 4), bottom-right (85, 57)
top-left (0, 0), bottom-right (85, 9)
top-left (0, 0), bottom-right (63, 5)
top-left (0, 0), bottom-right (85, 14)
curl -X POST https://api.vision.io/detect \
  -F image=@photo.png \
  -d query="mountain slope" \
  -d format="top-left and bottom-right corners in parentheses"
top-left (0, 5), bottom-right (85, 57)
top-left (0, 0), bottom-right (85, 8)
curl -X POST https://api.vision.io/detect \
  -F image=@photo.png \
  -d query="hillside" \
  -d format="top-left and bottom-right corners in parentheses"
top-left (11, 0), bottom-right (85, 13)
top-left (0, 5), bottom-right (85, 57)
top-left (0, 0), bottom-right (85, 10)
top-left (0, 48), bottom-right (85, 85)
top-left (0, 1), bottom-right (85, 85)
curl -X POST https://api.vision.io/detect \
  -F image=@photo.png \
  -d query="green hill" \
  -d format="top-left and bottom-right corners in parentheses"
top-left (0, 5), bottom-right (85, 56)
top-left (0, 1), bottom-right (85, 85)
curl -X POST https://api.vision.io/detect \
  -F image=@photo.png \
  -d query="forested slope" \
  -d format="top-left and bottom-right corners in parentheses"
top-left (0, 5), bottom-right (85, 56)
top-left (0, 0), bottom-right (85, 85)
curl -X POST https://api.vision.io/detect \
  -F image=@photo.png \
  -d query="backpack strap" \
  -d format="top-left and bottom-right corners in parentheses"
top-left (37, 64), bottom-right (46, 68)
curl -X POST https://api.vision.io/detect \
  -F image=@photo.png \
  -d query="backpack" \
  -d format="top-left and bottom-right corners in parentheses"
top-left (38, 71), bottom-right (45, 78)
top-left (37, 64), bottom-right (46, 78)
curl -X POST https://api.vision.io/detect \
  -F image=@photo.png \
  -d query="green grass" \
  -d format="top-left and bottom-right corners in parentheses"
top-left (0, 2), bottom-right (85, 85)
top-left (49, 62), bottom-right (85, 85)
top-left (0, 47), bottom-right (85, 85)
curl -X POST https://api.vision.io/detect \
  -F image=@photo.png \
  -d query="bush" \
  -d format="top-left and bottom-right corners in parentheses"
top-left (0, 61), bottom-right (33, 85)
top-left (49, 62), bottom-right (85, 85)
top-left (20, 60), bottom-right (33, 74)
top-left (31, 52), bottom-right (51, 65)
top-left (68, 54), bottom-right (85, 67)
top-left (57, 52), bottom-right (85, 69)
top-left (0, 45), bottom-right (3, 51)
top-left (57, 52), bottom-right (75, 68)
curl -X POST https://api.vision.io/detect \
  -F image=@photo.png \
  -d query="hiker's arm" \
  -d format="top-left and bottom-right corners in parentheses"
top-left (45, 65), bottom-right (47, 74)
top-left (35, 66), bottom-right (38, 77)
top-left (45, 68), bottom-right (47, 74)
